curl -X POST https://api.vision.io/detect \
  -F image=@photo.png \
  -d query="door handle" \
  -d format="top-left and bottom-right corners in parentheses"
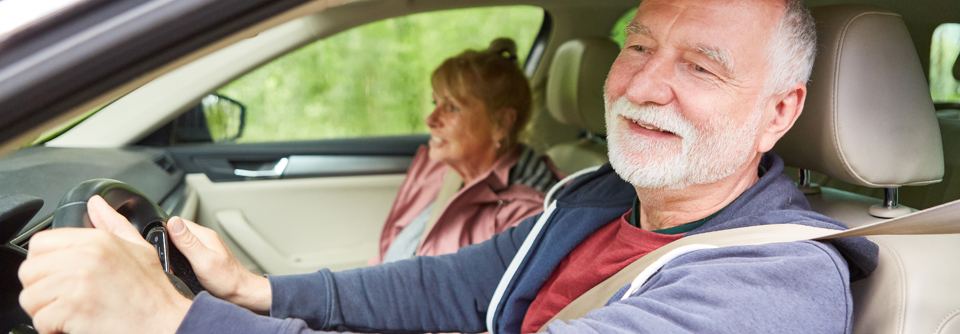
top-left (234, 157), bottom-right (288, 178)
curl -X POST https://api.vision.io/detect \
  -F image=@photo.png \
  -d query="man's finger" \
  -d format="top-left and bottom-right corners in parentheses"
top-left (20, 273), bottom-right (76, 316)
top-left (22, 231), bottom-right (122, 284)
top-left (29, 304), bottom-right (69, 334)
top-left (168, 217), bottom-right (211, 263)
top-left (18, 249), bottom-right (62, 286)
top-left (87, 195), bottom-right (146, 244)
top-left (26, 229), bottom-right (108, 259)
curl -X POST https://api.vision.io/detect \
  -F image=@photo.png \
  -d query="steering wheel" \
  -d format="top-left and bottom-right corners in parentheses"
top-left (51, 179), bottom-right (204, 298)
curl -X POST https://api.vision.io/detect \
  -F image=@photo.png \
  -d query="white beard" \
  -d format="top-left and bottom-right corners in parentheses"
top-left (605, 96), bottom-right (763, 190)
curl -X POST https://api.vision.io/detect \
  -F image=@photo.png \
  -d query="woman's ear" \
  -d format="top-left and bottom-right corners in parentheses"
top-left (494, 107), bottom-right (517, 142)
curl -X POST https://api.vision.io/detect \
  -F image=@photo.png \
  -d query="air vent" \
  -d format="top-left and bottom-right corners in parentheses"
top-left (153, 154), bottom-right (178, 174)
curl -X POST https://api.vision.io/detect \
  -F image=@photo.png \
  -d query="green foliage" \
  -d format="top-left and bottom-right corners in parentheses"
top-left (931, 23), bottom-right (960, 103)
top-left (218, 6), bottom-right (544, 143)
top-left (610, 7), bottom-right (637, 48)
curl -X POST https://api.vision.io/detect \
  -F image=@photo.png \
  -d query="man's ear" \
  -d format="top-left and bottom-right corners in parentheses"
top-left (757, 82), bottom-right (806, 152)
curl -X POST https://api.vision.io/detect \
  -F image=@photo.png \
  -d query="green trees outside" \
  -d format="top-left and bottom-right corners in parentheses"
top-left (931, 23), bottom-right (960, 103)
top-left (610, 7), bottom-right (637, 48)
top-left (216, 7), bottom-right (960, 145)
top-left (218, 6), bottom-right (543, 143)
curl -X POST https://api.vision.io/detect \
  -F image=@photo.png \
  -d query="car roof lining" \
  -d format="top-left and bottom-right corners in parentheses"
top-left (0, 0), bottom-right (346, 156)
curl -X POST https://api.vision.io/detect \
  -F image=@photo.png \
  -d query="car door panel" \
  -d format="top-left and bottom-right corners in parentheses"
top-left (186, 172), bottom-right (404, 274)
top-left (193, 155), bottom-right (414, 181)
top-left (166, 135), bottom-right (425, 274)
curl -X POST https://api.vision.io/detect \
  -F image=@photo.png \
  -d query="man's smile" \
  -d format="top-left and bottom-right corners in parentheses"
top-left (621, 114), bottom-right (680, 139)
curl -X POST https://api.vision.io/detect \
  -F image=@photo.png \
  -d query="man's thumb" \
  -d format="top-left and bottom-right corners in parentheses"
top-left (87, 195), bottom-right (146, 244)
top-left (168, 217), bottom-right (208, 261)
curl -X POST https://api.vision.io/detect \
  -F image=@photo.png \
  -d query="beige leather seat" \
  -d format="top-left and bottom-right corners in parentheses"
top-left (543, 38), bottom-right (619, 175)
top-left (798, 109), bottom-right (960, 210)
top-left (772, 5), bottom-right (960, 333)
top-left (799, 50), bottom-right (960, 210)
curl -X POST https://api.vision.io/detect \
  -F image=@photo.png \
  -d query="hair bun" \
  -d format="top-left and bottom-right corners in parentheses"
top-left (488, 37), bottom-right (518, 61)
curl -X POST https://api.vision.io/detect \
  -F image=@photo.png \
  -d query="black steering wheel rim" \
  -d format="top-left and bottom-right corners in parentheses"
top-left (51, 178), bottom-right (204, 297)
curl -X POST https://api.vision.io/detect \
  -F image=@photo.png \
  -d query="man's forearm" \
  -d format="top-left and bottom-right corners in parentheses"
top-left (267, 251), bottom-right (502, 332)
top-left (178, 292), bottom-right (324, 334)
top-left (266, 216), bottom-right (535, 332)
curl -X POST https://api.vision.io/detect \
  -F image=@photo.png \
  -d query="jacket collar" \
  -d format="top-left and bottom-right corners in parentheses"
top-left (454, 146), bottom-right (527, 205)
top-left (554, 152), bottom-right (878, 280)
top-left (466, 145), bottom-right (524, 192)
top-left (556, 152), bottom-right (798, 210)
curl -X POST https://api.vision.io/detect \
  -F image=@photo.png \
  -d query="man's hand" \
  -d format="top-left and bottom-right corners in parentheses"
top-left (167, 216), bottom-right (271, 312)
top-left (18, 195), bottom-right (191, 334)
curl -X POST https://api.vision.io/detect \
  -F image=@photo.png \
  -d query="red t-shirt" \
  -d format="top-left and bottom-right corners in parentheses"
top-left (520, 210), bottom-right (683, 333)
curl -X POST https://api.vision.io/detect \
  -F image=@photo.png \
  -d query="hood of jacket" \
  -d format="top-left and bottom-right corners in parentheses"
top-left (555, 151), bottom-right (878, 279)
top-left (491, 152), bottom-right (879, 334)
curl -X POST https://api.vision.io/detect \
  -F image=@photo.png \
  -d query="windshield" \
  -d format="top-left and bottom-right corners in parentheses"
top-left (0, 0), bottom-right (88, 41)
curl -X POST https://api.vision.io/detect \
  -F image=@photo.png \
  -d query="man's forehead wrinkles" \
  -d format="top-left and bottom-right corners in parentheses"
top-left (625, 14), bottom-right (735, 75)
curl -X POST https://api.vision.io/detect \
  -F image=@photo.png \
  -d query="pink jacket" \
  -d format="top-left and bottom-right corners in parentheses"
top-left (370, 145), bottom-right (562, 265)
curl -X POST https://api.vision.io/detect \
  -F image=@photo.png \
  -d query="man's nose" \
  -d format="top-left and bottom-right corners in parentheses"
top-left (623, 54), bottom-right (676, 106)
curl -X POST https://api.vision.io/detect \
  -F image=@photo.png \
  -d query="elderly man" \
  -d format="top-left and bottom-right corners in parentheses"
top-left (18, 0), bottom-right (878, 333)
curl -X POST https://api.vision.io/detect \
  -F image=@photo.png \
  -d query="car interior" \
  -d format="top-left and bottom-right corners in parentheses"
top-left (0, 0), bottom-right (959, 332)
top-left (775, 5), bottom-right (959, 332)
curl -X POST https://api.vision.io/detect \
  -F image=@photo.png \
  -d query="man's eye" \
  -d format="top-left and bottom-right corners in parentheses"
top-left (450, 105), bottom-right (459, 112)
top-left (694, 64), bottom-right (707, 73)
top-left (631, 45), bottom-right (647, 53)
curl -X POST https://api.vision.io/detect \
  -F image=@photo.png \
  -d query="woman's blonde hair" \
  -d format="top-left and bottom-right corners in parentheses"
top-left (431, 38), bottom-right (532, 148)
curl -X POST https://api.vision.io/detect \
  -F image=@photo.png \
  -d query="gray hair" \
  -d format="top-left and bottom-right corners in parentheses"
top-left (764, 0), bottom-right (817, 95)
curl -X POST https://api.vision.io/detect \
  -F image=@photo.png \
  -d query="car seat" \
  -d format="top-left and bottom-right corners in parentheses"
top-left (771, 5), bottom-right (960, 333)
top-left (797, 108), bottom-right (960, 211)
top-left (796, 50), bottom-right (960, 211)
top-left (543, 38), bottom-right (619, 175)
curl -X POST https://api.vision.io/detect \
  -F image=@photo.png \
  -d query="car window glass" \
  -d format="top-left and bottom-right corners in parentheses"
top-left (931, 23), bottom-right (960, 104)
top-left (215, 6), bottom-right (544, 144)
top-left (610, 7), bottom-right (637, 48)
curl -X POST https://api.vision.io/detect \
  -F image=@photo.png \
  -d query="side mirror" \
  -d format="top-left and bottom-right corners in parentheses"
top-left (172, 94), bottom-right (246, 144)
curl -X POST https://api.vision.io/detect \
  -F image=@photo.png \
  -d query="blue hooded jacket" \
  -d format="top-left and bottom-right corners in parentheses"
top-left (176, 152), bottom-right (879, 334)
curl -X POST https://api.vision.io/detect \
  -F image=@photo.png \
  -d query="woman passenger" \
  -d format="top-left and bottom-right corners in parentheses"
top-left (372, 38), bottom-right (563, 264)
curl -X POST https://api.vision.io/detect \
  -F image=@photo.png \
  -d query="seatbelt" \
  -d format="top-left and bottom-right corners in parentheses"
top-left (487, 166), bottom-right (600, 333)
top-left (536, 199), bottom-right (960, 332)
top-left (418, 168), bottom-right (462, 248)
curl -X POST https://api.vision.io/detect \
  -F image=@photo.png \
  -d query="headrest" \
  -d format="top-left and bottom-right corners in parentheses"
top-left (546, 38), bottom-right (620, 136)
top-left (772, 5), bottom-right (944, 188)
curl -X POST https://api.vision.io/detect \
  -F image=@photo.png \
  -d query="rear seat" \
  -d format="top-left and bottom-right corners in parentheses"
top-left (543, 38), bottom-right (619, 175)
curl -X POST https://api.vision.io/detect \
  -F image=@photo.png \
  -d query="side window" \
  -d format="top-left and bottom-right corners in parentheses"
top-left (610, 7), bottom-right (638, 48)
top-left (931, 23), bottom-right (960, 105)
top-left (217, 6), bottom-right (545, 144)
